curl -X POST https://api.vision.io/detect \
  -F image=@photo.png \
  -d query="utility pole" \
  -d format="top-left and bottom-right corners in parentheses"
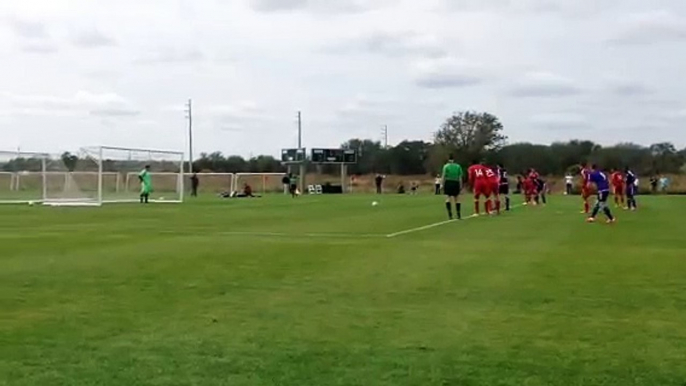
top-left (185, 99), bottom-right (193, 174)
top-left (381, 125), bottom-right (388, 149)
top-left (297, 111), bottom-right (302, 149)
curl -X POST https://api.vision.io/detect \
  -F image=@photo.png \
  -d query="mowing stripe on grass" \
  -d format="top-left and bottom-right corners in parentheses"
top-left (386, 203), bottom-right (526, 238)
top-left (157, 230), bottom-right (386, 239)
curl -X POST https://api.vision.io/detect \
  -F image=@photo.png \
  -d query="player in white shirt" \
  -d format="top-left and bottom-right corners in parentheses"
top-left (564, 174), bottom-right (573, 195)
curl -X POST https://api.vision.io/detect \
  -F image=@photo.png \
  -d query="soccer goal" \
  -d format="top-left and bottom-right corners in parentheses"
top-left (0, 151), bottom-right (48, 204)
top-left (233, 173), bottom-right (286, 195)
top-left (191, 173), bottom-right (235, 195)
top-left (41, 146), bottom-right (185, 206)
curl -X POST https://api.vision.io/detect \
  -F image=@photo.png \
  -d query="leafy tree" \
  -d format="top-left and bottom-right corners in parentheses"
top-left (498, 143), bottom-right (556, 175)
top-left (649, 142), bottom-right (682, 174)
top-left (433, 111), bottom-right (507, 167)
top-left (60, 152), bottom-right (79, 172)
top-left (388, 140), bottom-right (431, 175)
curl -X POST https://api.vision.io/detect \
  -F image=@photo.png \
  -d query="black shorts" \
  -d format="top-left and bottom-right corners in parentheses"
top-left (444, 180), bottom-right (461, 197)
top-left (597, 191), bottom-right (610, 203)
top-left (498, 184), bottom-right (509, 195)
top-left (289, 184), bottom-right (297, 193)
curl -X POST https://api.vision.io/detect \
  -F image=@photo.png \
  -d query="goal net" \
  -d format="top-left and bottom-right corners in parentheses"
top-left (0, 151), bottom-right (48, 204)
top-left (40, 146), bottom-right (184, 206)
top-left (233, 173), bottom-right (286, 195)
top-left (191, 173), bottom-right (235, 195)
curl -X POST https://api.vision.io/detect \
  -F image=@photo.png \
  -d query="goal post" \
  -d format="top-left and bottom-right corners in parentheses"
top-left (0, 151), bottom-right (48, 204)
top-left (89, 146), bottom-right (185, 205)
top-left (233, 173), bottom-right (287, 195)
top-left (37, 146), bottom-right (184, 207)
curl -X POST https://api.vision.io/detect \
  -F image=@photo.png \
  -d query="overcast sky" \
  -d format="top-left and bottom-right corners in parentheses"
top-left (1, 0), bottom-right (686, 158)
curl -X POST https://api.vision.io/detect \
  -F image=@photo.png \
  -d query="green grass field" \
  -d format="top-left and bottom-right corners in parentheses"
top-left (2, 194), bottom-right (686, 385)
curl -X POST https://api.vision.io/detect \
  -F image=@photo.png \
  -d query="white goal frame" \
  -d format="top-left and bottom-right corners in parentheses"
top-left (0, 151), bottom-right (49, 204)
top-left (233, 173), bottom-right (287, 194)
top-left (44, 146), bottom-right (185, 207)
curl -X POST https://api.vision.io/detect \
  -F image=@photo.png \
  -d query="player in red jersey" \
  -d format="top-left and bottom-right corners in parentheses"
top-left (527, 168), bottom-right (541, 205)
top-left (522, 175), bottom-right (534, 205)
top-left (610, 168), bottom-right (626, 208)
top-left (468, 162), bottom-right (496, 215)
top-left (580, 163), bottom-right (592, 214)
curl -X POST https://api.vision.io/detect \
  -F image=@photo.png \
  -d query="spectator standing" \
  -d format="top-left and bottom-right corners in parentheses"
top-left (190, 173), bottom-right (199, 197)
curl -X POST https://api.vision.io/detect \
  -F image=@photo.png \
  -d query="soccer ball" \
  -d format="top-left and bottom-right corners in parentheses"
top-left (372, 201), bottom-right (379, 207)
top-left (28, 201), bottom-right (34, 207)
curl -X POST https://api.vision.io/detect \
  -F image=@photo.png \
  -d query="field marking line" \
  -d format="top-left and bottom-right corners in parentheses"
top-left (157, 230), bottom-right (385, 239)
top-left (220, 231), bottom-right (384, 239)
top-left (385, 202), bottom-right (526, 238)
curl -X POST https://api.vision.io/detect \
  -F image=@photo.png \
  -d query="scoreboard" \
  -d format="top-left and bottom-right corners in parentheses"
top-left (311, 148), bottom-right (357, 164)
top-left (281, 148), bottom-right (306, 163)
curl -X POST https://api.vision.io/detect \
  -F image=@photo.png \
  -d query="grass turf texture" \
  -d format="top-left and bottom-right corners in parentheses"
top-left (1, 195), bottom-right (686, 386)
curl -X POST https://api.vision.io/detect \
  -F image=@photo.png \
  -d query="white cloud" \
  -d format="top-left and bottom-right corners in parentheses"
top-left (2, 0), bottom-right (686, 154)
top-left (324, 31), bottom-right (449, 58)
top-left (135, 47), bottom-right (204, 64)
top-left (19, 42), bottom-right (58, 54)
top-left (509, 71), bottom-right (582, 97)
top-left (3, 91), bottom-right (138, 118)
top-left (6, 17), bottom-right (49, 39)
top-left (412, 57), bottom-right (486, 88)
top-left (605, 78), bottom-right (653, 96)
top-left (249, 0), bottom-right (399, 14)
top-left (530, 112), bottom-right (590, 130)
top-left (608, 10), bottom-right (686, 45)
top-left (444, 0), bottom-right (622, 16)
top-left (70, 28), bottom-right (117, 48)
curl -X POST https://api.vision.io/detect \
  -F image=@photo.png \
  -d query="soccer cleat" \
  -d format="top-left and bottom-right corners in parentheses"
top-left (606, 218), bottom-right (616, 224)
top-left (586, 217), bottom-right (596, 223)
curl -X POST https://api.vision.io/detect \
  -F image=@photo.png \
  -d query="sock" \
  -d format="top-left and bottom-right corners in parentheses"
top-left (456, 203), bottom-right (462, 219)
top-left (584, 201), bottom-right (590, 213)
top-left (534, 195), bottom-right (539, 205)
top-left (591, 203), bottom-right (600, 218)
top-left (614, 197), bottom-right (619, 206)
top-left (603, 206), bottom-right (614, 220)
top-left (445, 202), bottom-right (453, 218)
top-left (495, 199), bottom-right (501, 214)
top-left (474, 200), bottom-right (480, 215)
top-left (140, 195), bottom-right (143, 203)
top-left (485, 200), bottom-right (492, 214)
top-left (505, 197), bottom-right (510, 211)
top-left (145, 194), bottom-right (149, 204)
top-left (541, 194), bottom-right (547, 204)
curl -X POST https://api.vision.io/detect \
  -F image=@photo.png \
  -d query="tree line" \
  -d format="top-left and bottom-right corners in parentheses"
top-left (4, 111), bottom-right (684, 176)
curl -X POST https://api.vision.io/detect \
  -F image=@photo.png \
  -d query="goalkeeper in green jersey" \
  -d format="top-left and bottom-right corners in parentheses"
top-left (139, 165), bottom-right (152, 204)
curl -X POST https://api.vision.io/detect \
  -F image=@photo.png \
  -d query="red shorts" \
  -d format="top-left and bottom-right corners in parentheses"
top-left (473, 181), bottom-right (493, 197)
top-left (613, 185), bottom-right (625, 195)
top-left (489, 181), bottom-right (500, 196)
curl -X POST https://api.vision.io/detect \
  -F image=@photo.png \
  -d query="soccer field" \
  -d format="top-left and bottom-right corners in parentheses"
top-left (2, 195), bottom-right (686, 385)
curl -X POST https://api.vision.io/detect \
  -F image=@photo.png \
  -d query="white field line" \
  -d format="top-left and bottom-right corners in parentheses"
top-left (385, 203), bottom-right (526, 238)
top-left (157, 230), bottom-right (385, 239)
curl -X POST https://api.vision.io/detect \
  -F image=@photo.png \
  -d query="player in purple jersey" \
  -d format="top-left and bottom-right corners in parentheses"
top-left (625, 167), bottom-right (638, 211)
top-left (586, 164), bottom-right (616, 224)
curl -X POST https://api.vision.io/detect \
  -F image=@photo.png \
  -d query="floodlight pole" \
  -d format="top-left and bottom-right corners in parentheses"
top-left (185, 99), bottom-right (193, 174)
top-left (382, 125), bottom-right (388, 149)
top-left (297, 111), bottom-right (305, 193)
top-left (297, 111), bottom-right (303, 149)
